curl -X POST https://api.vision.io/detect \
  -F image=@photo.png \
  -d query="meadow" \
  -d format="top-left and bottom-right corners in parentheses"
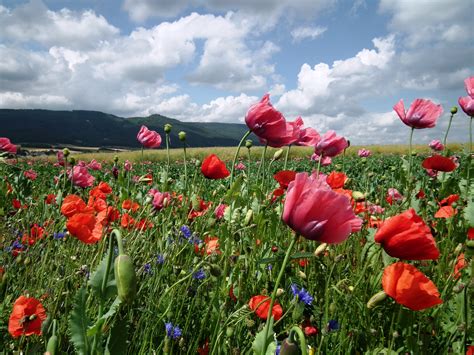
top-left (0, 82), bottom-right (473, 354)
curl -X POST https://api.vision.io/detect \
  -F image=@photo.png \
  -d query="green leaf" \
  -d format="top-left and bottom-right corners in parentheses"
top-left (87, 297), bottom-right (122, 337)
top-left (225, 175), bottom-right (244, 202)
top-left (252, 317), bottom-right (274, 355)
top-left (464, 198), bottom-right (474, 227)
top-left (69, 287), bottom-right (90, 355)
top-left (105, 314), bottom-right (128, 355)
top-left (88, 254), bottom-right (117, 300)
top-left (290, 252), bottom-right (314, 260)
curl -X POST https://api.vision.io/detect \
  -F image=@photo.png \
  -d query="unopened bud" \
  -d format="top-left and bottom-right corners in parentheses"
top-left (454, 243), bottom-right (463, 255)
top-left (69, 157), bottom-right (76, 165)
top-left (450, 106), bottom-right (458, 115)
top-left (352, 191), bottom-right (365, 201)
top-left (114, 155), bottom-right (119, 163)
top-left (244, 209), bottom-right (253, 226)
top-left (276, 288), bottom-right (285, 297)
top-left (314, 243), bottom-right (328, 257)
top-left (62, 148), bottom-right (70, 157)
top-left (367, 291), bottom-right (387, 309)
top-left (245, 139), bottom-right (253, 149)
top-left (298, 270), bottom-right (307, 279)
top-left (164, 123), bottom-right (172, 133)
top-left (453, 283), bottom-right (465, 293)
top-left (273, 149), bottom-right (284, 161)
top-left (178, 131), bottom-right (186, 141)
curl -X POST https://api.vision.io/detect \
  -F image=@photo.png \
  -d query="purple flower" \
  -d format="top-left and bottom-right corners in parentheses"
top-left (290, 284), bottom-right (313, 306)
top-left (193, 268), bottom-right (206, 280)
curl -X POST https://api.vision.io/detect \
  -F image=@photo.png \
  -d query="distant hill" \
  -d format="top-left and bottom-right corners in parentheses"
top-left (0, 109), bottom-right (256, 149)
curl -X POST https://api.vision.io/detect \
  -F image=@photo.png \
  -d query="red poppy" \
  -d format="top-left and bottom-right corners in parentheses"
top-left (67, 211), bottom-right (106, 244)
top-left (135, 218), bottom-right (153, 231)
top-left (434, 206), bottom-right (457, 218)
top-left (439, 194), bottom-right (459, 206)
top-left (248, 295), bottom-right (283, 321)
top-left (274, 170), bottom-right (297, 189)
top-left (326, 172), bottom-right (348, 189)
top-left (469, 228), bottom-right (474, 240)
top-left (122, 199), bottom-right (140, 212)
top-left (8, 296), bottom-right (47, 338)
top-left (454, 253), bottom-right (467, 279)
top-left (467, 345), bottom-right (474, 355)
top-left (422, 155), bottom-right (456, 172)
top-left (188, 199), bottom-right (211, 219)
top-left (121, 213), bottom-right (135, 229)
top-left (61, 195), bottom-right (89, 217)
top-left (202, 237), bottom-right (221, 255)
top-left (197, 339), bottom-right (210, 355)
top-left (45, 194), bottom-right (56, 204)
top-left (201, 154), bottom-right (230, 179)
top-left (375, 209), bottom-right (439, 260)
top-left (382, 262), bottom-right (442, 311)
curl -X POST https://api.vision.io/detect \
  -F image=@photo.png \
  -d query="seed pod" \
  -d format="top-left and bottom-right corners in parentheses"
top-left (367, 291), bottom-right (387, 309)
top-left (245, 139), bottom-right (253, 149)
top-left (46, 334), bottom-right (58, 355)
top-left (114, 255), bottom-right (137, 304)
top-left (280, 338), bottom-right (301, 355)
top-left (450, 106), bottom-right (458, 114)
top-left (178, 131), bottom-right (186, 141)
top-left (273, 149), bottom-right (284, 161)
top-left (164, 123), bottom-right (172, 134)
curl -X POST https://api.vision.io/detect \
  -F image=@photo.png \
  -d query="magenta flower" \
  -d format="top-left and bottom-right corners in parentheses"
top-left (393, 99), bottom-right (443, 129)
top-left (23, 169), bottom-right (37, 181)
top-left (214, 203), bottom-right (228, 220)
top-left (235, 162), bottom-right (246, 171)
top-left (295, 119), bottom-right (321, 147)
top-left (428, 140), bottom-right (444, 151)
top-left (56, 151), bottom-right (65, 166)
top-left (282, 172), bottom-right (362, 243)
top-left (69, 166), bottom-right (95, 188)
top-left (358, 149), bottom-right (371, 157)
top-left (311, 154), bottom-right (332, 166)
top-left (151, 190), bottom-right (171, 210)
top-left (137, 125), bottom-right (162, 148)
top-left (245, 94), bottom-right (300, 148)
top-left (0, 137), bottom-right (17, 154)
top-left (124, 160), bottom-right (132, 171)
top-left (88, 159), bottom-right (102, 171)
top-left (314, 131), bottom-right (348, 157)
top-left (458, 76), bottom-right (474, 116)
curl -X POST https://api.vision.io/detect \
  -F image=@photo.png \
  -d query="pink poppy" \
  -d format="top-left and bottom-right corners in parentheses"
top-left (311, 154), bottom-right (332, 166)
top-left (358, 149), bottom-right (371, 157)
top-left (428, 140), bottom-right (444, 151)
top-left (0, 137), bottom-right (17, 154)
top-left (214, 203), bottom-right (228, 220)
top-left (23, 169), bottom-right (37, 180)
top-left (393, 99), bottom-right (443, 129)
top-left (294, 118), bottom-right (320, 146)
top-left (458, 76), bottom-right (474, 116)
top-left (151, 190), bottom-right (171, 210)
top-left (314, 131), bottom-right (348, 157)
top-left (69, 166), bottom-right (95, 188)
top-left (245, 94), bottom-right (300, 148)
top-left (282, 172), bottom-right (362, 243)
top-left (88, 159), bottom-right (102, 170)
top-left (137, 125), bottom-right (162, 148)
top-left (124, 160), bottom-right (132, 171)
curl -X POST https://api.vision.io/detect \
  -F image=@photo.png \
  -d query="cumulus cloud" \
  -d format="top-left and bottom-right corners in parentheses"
top-left (291, 26), bottom-right (327, 42)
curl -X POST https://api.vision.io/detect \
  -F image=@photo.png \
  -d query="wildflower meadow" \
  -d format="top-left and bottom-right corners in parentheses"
top-left (0, 76), bottom-right (473, 354)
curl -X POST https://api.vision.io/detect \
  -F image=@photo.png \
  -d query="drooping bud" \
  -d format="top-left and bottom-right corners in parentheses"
top-left (367, 291), bottom-right (387, 309)
top-left (114, 254), bottom-right (137, 304)
top-left (314, 243), bottom-right (328, 257)
top-left (273, 149), bottom-right (284, 161)
top-left (280, 337), bottom-right (301, 355)
top-left (164, 124), bottom-right (172, 134)
top-left (178, 131), bottom-right (186, 141)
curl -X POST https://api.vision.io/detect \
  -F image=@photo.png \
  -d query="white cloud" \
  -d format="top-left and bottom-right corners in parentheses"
top-left (0, 91), bottom-right (71, 109)
top-left (291, 26), bottom-right (327, 42)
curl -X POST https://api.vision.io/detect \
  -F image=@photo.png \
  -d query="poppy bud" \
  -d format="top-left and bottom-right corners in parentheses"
top-left (352, 191), bottom-right (365, 201)
top-left (453, 283), bottom-right (465, 294)
top-left (244, 209), bottom-right (253, 226)
top-left (280, 337), bottom-right (301, 355)
top-left (69, 157), bottom-right (76, 165)
top-left (226, 326), bottom-right (234, 337)
top-left (46, 334), bottom-right (58, 355)
top-left (314, 243), bottom-right (328, 257)
top-left (271, 246), bottom-right (278, 253)
top-left (164, 124), bottom-right (172, 133)
top-left (273, 149), bottom-right (284, 161)
top-left (298, 270), bottom-right (306, 279)
top-left (63, 148), bottom-right (70, 157)
top-left (195, 159), bottom-right (201, 167)
top-left (245, 318), bottom-right (255, 328)
top-left (24, 256), bottom-right (31, 266)
top-left (114, 255), bottom-right (137, 304)
top-left (367, 291), bottom-right (387, 309)
top-left (276, 288), bottom-right (285, 297)
top-left (178, 131), bottom-right (186, 141)
top-left (453, 243), bottom-right (463, 255)
top-left (114, 156), bottom-right (119, 163)
top-left (329, 303), bottom-right (336, 314)
top-left (450, 106), bottom-right (458, 114)
top-left (245, 139), bottom-right (253, 149)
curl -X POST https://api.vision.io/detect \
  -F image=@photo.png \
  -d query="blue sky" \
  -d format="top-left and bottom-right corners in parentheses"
top-left (0, 0), bottom-right (473, 144)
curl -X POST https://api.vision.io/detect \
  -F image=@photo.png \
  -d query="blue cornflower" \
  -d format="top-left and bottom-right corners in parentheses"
top-left (275, 344), bottom-right (281, 355)
top-left (267, 264), bottom-right (273, 271)
top-left (290, 284), bottom-right (314, 306)
top-left (165, 322), bottom-right (182, 340)
top-left (143, 263), bottom-right (152, 275)
top-left (328, 319), bottom-right (340, 332)
top-left (180, 225), bottom-right (192, 239)
top-left (193, 268), bottom-right (206, 280)
top-left (157, 254), bottom-right (165, 265)
top-left (54, 232), bottom-right (66, 240)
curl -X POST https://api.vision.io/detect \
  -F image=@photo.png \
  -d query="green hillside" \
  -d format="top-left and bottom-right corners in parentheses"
top-left (0, 109), bottom-right (256, 148)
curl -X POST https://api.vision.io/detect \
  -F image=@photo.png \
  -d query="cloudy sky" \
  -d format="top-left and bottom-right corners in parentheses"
top-left (1, 0), bottom-right (473, 145)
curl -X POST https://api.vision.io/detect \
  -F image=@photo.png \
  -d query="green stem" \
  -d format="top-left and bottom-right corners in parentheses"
top-left (443, 113), bottom-right (455, 150)
top-left (262, 234), bottom-right (298, 350)
top-left (283, 145), bottom-right (291, 170)
top-left (259, 145), bottom-right (268, 189)
top-left (183, 142), bottom-right (187, 191)
top-left (229, 130), bottom-right (252, 185)
top-left (315, 156), bottom-right (322, 177)
top-left (406, 127), bottom-right (415, 203)
top-left (166, 133), bottom-right (170, 175)
top-left (467, 117), bottom-right (473, 199)
top-left (289, 326), bottom-right (308, 355)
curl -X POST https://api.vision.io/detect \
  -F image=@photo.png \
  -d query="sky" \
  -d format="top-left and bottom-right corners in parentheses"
top-left (0, 0), bottom-right (473, 145)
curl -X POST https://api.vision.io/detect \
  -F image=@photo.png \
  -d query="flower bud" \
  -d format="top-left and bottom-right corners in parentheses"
top-left (69, 157), bottom-right (76, 165)
top-left (62, 148), bottom-right (70, 157)
top-left (114, 155), bottom-right (119, 163)
top-left (367, 291), bottom-right (387, 309)
top-left (280, 337), bottom-right (301, 355)
top-left (298, 270), bottom-right (306, 279)
top-left (276, 288), bottom-right (285, 297)
top-left (244, 209), bottom-right (253, 226)
top-left (178, 131), bottom-right (186, 141)
top-left (314, 243), bottom-right (328, 257)
top-left (273, 149), bottom-right (284, 161)
top-left (450, 106), bottom-right (458, 115)
top-left (453, 243), bottom-right (463, 255)
top-left (352, 191), bottom-right (365, 201)
top-left (114, 255), bottom-right (137, 304)
top-left (46, 334), bottom-right (58, 355)
top-left (226, 326), bottom-right (234, 337)
top-left (164, 123), bottom-right (172, 134)
top-left (453, 283), bottom-right (465, 294)
top-left (245, 139), bottom-right (253, 149)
